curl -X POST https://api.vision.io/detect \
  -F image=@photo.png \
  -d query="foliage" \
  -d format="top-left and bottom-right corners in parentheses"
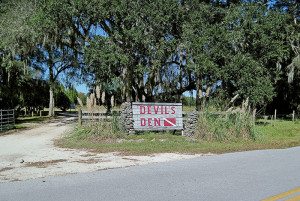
top-left (1, 0), bottom-right (300, 114)
top-left (21, 79), bottom-right (49, 109)
top-left (195, 110), bottom-right (255, 141)
top-left (0, 59), bottom-right (25, 109)
top-left (55, 91), bottom-right (71, 111)
top-left (183, 2), bottom-right (293, 107)
top-left (83, 0), bottom-right (186, 102)
top-left (194, 97), bottom-right (256, 141)
top-left (54, 84), bottom-right (77, 111)
top-left (65, 86), bottom-right (78, 105)
top-left (182, 95), bottom-right (196, 107)
top-left (225, 54), bottom-right (274, 105)
top-left (57, 120), bottom-right (300, 155)
top-left (0, 0), bottom-right (36, 53)
top-left (68, 120), bottom-right (125, 142)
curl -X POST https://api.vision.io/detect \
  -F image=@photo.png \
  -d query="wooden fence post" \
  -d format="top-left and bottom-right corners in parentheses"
top-left (274, 109), bottom-right (277, 120)
top-left (78, 109), bottom-right (82, 126)
top-left (292, 110), bottom-right (295, 122)
top-left (252, 108), bottom-right (256, 123)
top-left (12, 110), bottom-right (15, 128)
top-left (0, 110), bottom-right (2, 132)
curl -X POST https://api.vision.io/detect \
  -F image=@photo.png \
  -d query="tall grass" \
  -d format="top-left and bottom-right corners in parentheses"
top-left (72, 88), bottom-right (125, 142)
top-left (194, 98), bottom-right (256, 141)
top-left (69, 114), bottom-right (125, 143)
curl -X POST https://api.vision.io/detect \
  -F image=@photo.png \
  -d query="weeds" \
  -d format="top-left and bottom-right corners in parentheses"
top-left (58, 120), bottom-right (300, 155)
top-left (68, 116), bottom-right (125, 143)
top-left (195, 98), bottom-right (256, 141)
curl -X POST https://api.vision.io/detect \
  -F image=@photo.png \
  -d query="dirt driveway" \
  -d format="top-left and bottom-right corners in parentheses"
top-left (0, 118), bottom-right (200, 182)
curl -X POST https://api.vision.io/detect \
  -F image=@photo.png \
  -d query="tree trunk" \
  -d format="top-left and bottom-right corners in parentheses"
top-left (105, 93), bottom-right (112, 114)
top-left (196, 77), bottom-right (203, 111)
top-left (202, 86), bottom-right (211, 108)
top-left (49, 85), bottom-right (55, 117)
top-left (48, 64), bottom-right (55, 117)
top-left (125, 66), bottom-right (133, 102)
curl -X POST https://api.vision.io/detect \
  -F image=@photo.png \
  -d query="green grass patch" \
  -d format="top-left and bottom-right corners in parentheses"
top-left (183, 106), bottom-right (196, 113)
top-left (16, 116), bottom-right (52, 124)
top-left (255, 119), bottom-right (300, 143)
top-left (56, 119), bottom-right (300, 155)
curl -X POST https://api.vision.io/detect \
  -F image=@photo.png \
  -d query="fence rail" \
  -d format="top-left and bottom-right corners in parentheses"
top-left (0, 109), bottom-right (15, 131)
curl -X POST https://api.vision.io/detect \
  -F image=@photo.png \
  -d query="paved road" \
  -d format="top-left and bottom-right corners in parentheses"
top-left (0, 119), bottom-right (198, 182)
top-left (1, 147), bottom-right (300, 201)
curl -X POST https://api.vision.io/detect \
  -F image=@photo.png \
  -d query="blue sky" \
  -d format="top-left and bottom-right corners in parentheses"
top-left (76, 83), bottom-right (89, 94)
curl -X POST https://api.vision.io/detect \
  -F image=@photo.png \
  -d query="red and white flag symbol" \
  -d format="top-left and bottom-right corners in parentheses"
top-left (164, 118), bottom-right (176, 127)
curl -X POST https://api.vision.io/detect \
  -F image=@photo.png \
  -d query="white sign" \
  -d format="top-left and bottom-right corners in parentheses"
top-left (132, 102), bottom-right (183, 131)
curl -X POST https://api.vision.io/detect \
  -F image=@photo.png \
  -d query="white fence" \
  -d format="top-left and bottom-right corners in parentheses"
top-left (0, 109), bottom-right (15, 131)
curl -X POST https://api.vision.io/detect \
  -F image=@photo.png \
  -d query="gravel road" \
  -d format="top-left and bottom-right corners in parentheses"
top-left (0, 118), bottom-right (201, 182)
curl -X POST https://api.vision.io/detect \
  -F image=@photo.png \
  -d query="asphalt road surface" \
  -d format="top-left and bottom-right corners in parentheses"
top-left (1, 147), bottom-right (300, 201)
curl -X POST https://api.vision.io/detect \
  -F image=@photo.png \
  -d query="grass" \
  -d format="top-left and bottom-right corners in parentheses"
top-left (16, 116), bottom-right (52, 124)
top-left (195, 111), bottom-right (255, 141)
top-left (255, 119), bottom-right (300, 143)
top-left (183, 106), bottom-right (196, 113)
top-left (56, 119), bottom-right (300, 155)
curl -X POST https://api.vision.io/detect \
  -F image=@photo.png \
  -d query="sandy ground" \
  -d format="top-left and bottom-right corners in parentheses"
top-left (0, 119), bottom-right (203, 182)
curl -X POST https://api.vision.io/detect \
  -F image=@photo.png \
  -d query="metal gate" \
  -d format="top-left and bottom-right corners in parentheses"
top-left (0, 109), bottom-right (15, 131)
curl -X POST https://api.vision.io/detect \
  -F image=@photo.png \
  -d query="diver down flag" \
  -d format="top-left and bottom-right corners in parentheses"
top-left (164, 118), bottom-right (176, 126)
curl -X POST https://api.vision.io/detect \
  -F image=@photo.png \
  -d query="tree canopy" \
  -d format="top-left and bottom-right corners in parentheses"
top-left (0, 0), bottom-right (299, 114)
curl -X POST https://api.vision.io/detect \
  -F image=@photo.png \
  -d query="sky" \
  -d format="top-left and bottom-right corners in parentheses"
top-left (76, 83), bottom-right (89, 94)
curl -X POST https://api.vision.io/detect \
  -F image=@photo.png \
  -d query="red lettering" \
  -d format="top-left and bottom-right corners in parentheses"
top-left (164, 106), bottom-right (169, 114)
top-left (141, 118), bottom-right (146, 126)
top-left (161, 106), bottom-right (164, 114)
top-left (154, 106), bottom-right (159, 114)
top-left (154, 118), bottom-right (161, 126)
top-left (147, 105), bottom-right (152, 114)
top-left (148, 118), bottom-right (152, 126)
top-left (171, 106), bottom-right (176, 114)
top-left (140, 106), bottom-right (146, 114)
